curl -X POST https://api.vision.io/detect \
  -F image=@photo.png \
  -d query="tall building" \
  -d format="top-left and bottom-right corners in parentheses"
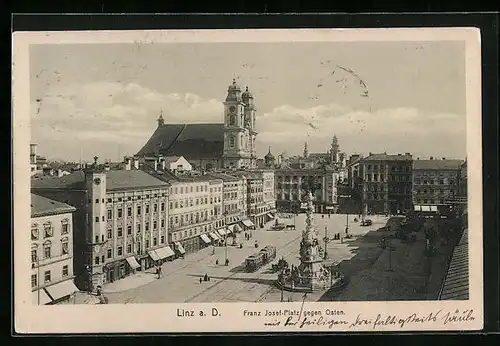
top-left (31, 194), bottom-right (78, 304)
top-left (355, 153), bottom-right (413, 215)
top-left (31, 168), bottom-right (170, 291)
top-left (275, 164), bottom-right (339, 214)
top-left (136, 79), bottom-right (258, 171)
top-left (412, 157), bottom-right (463, 206)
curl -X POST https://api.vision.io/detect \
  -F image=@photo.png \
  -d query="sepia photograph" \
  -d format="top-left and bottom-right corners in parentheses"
top-left (13, 28), bottom-right (483, 333)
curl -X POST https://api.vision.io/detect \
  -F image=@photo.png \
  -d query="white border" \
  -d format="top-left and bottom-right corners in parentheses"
top-left (13, 28), bottom-right (483, 333)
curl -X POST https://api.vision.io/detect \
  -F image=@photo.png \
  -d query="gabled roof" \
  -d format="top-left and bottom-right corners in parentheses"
top-left (31, 171), bottom-right (86, 189)
top-left (136, 123), bottom-right (224, 159)
top-left (362, 153), bottom-right (412, 162)
top-left (413, 159), bottom-right (463, 170)
top-left (31, 193), bottom-right (76, 218)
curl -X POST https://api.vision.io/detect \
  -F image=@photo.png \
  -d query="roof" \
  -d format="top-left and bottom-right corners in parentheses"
top-left (136, 123), bottom-right (224, 159)
top-left (105, 170), bottom-right (168, 191)
top-left (31, 169), bottom-right (169, 191)
top-left (362, 153), bottom-right (412, 162)
top-left (413, 159), bottom-right (463, 170)
top-left (31, 193), bottom-right (76, 218)
top-left (206, 172), bottom-right (240, 182)
top-left (438, 229), bottom-right (469, 300)
top-left (231, 171), bottom-right (263, 180)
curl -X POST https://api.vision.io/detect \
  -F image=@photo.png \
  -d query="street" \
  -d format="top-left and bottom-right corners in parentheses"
top-left (105, 213), bottom-right (389, 303)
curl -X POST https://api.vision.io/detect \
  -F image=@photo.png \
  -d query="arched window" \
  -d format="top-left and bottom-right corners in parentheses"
top-left (61, 237), bottom-right (69, 255)
top-left (31, 224), bottom-right (39, 241)
top-left (43, 240), bottom-right (52, 259)
top-left (229, 136), bottom-right (235, 147)
top-left (229, 114), bottom-right (236, 126)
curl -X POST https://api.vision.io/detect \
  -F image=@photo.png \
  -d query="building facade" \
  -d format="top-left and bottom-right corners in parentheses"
top-left (357, 153), bottom-right (413, 215)
top-left (412, 158), bottom-right (463, 206)
top-left (275, 167), bottom-right (339, 214)
top-left (31, 194), bottom-right (78, 304)
top-left (31, 169), bottom-right (171, 291)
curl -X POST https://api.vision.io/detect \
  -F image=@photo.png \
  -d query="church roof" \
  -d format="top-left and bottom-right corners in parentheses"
top-left (136, 123), bottom-right (225, 159)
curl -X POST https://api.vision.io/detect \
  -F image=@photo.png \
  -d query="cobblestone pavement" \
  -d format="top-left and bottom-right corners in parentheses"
top-left (105, 214), bottom-right (388, 304)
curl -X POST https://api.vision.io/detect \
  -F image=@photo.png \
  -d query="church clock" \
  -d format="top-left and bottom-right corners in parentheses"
top-left (229, 106), bottom-right (236, 113)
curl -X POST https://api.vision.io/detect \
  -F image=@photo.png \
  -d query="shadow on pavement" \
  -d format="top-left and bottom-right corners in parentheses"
top-left (185, 273), bottom-right (276, 286)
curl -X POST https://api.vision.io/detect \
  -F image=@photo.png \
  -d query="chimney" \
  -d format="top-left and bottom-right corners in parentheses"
top-left (133, 156), bottom-right (139, 170)
top-left (124, 157), bottom-right (132, 171)
top-left (30, 144), bottom-right (37, 164)
top-left (369, 152), bottom-right (372, 156)
top-left (154, 159), bottom-right (158, 171)
top-left (405, 152), bottom-right (410, 156)
top-left (442, 157), bottom-right (446, 160)
top-left (430, 156), bottom-right (434, 160)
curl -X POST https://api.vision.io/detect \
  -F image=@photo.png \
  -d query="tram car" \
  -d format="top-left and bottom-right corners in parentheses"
top-left (245, 253), bottom-right (265, 272)
top-left (259, 245), bottom-right (277, 263)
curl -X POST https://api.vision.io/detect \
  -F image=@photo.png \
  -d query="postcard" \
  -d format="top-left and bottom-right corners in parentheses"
top-left (13, 27), bottom-right (483, 333)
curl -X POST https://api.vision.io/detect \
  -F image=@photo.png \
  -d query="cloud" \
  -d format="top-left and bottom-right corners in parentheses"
top-left (257, 103), bottom-right (466, 159)
top-left (31, 81), bottom-right (223, 161)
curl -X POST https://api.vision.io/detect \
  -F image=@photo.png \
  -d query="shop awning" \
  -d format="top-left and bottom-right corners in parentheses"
top-left (200, 234), bottom-right (211, 244)
top-left (155, 246), bottom-right (175, 259)
top-left (232, 224), bottom-right (242, 232)
top-left (175, 242), bottom-right (186, 254)
top-left (209, 232), bottom-right (220, 241)
top-left (217, 229), bottom-right (227, 237)
top-left (267, 213), bottom-right (274, 219)
top-left (242, 219), bottom-right (255, 228)
top-left (148, 249), bottom-right (161, 261)
top-left (32, 289), bottom-right (52, 305)
top-left (126, 256), bottom-right (141, 269)
top-left (421, 206), bottom-right (431, 212)
top-left (430, 205), bottom-right (438, 212)
top-left (226, 225), bottom-right (234, 233)
top-left (45, 280), bottom-right (78, 301)
top-left (414, 205), bottom-right (421, 212)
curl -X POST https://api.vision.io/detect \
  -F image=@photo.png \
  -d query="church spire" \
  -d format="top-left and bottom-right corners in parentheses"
top-left (157, 110), bottom-right (164, 128)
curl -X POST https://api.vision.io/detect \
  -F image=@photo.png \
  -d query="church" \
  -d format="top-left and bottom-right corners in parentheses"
top-left (136, 79), bottom-right (258, 171)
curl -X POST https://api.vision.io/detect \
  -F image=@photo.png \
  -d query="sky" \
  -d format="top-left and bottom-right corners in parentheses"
top-left (30, 41), bottom-right (466, 162)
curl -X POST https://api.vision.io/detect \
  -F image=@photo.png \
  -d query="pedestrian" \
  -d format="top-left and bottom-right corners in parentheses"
top-left (216, 259), bottom-right (219, 265)
top-left (199, 277), bottom-right (202, 284)
top-left (225, 258), bottom-right (229, 266)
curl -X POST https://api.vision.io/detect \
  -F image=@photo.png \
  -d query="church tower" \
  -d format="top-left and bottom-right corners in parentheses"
top-left (223, 79), bottom-right (257, 169)
top-left (157, 110), bottom-right (165, 128)
top-left (330, 135), bottom-right (339, 163)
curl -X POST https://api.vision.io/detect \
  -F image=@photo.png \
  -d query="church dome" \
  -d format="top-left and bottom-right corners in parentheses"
top-left (242, 86), bottom-right (253, 99)
top-left (228, 79), bottom-right (241, 91)
top-left (265, 147), bottom-right (275, 160)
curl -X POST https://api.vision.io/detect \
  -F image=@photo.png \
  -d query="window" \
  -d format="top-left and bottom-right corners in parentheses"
top-left (107, 229), bottom-right (112, 239)
top-left (127, 225), bottom-right (132, 235)
top-left (153, 221), bottom-right (158, 230)
top-left (61, 220), bottom-right (69, 234)
top-left (146, 222), bottom-right (150, 231)
top-left (161, 202), bottom-right (165, 211)
top-left (229, 136), bottom-right (235, 147)
top-left (102, 216), bottom-right (105, 222)
top-left (146, 239), bottom-right (150, 248)
top-left (101, 255), bottom-right (105, 263)
top-left (229, 114), bottom-right (236, 125)
top-left (153, 238), bottom-right (157, 246)
top-left (31, 249), bottom-right (37, 263)
top-left (127, 244), bottom-right (132, 253)
top-left (170, 202), bottom-right (173, 209)
top-left (43, 223), bottom-right (53, 238)
top-left (95, 199), bottom-right (99, 204)
top-left (161, 219), bottom-right (165, 228)
top-left (107, 210), bottom-right (112, 220)
top-left (31, 225), bottom-right (39, 241)
top-left (61, 239), bottom-right (69, 255)
top-left (44, 270), bottom-right (51, 283)
top-left (117, 228), bottom-right (123, 237)
top-left (117, 208), bottom-right (123, 218)
top-left (161, 235), bottom-right (165, 244)
top-left (117, 246), bottom-right (123, 256)
top-left (43, 241), bottom-right (51, 259)
top-left (137, 206), bottom-right (142, 215)
top-left (146, 205), bottom-right (150, 214)
top-left (31, 274), bottom-right (37, 288)
top-left (137, 223), bottom-right (141, 232)
top-left (95, 216), bottom-right (99, 223)
top-left (62, 265), bottom-right (68, 277)
top-left (154, 204), bottom-right (158, 212)
top-left (95, 235), bottom-right (99, 243)
top-left (127, 207), bottom-right (132, 217)
top-left (107, 249), bottom-right (112, 259)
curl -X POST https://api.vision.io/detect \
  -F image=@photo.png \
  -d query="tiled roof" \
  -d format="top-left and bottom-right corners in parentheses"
top-left (31, 193), bottom-right (76, 217)
top-left (31, 169), bottom-right (169, 191)
top-left (105, 170), bottom-right (169, 191)
top-left (31, 171), bottom-right (86, 189)
top-left (136, 123), bottom-right (224, 159)
top-left (413, 159), bottom-right (463, 170)
top-left (206, 172), bottom-right (240, 182)
top-left (362, 153), bottom-right (412, 162)
top-left (438, 229), bottom-right (469, 300)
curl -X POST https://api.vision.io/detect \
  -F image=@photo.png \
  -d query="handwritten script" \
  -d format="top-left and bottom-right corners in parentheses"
top-left (263, 308), bottom-right (476, 330)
